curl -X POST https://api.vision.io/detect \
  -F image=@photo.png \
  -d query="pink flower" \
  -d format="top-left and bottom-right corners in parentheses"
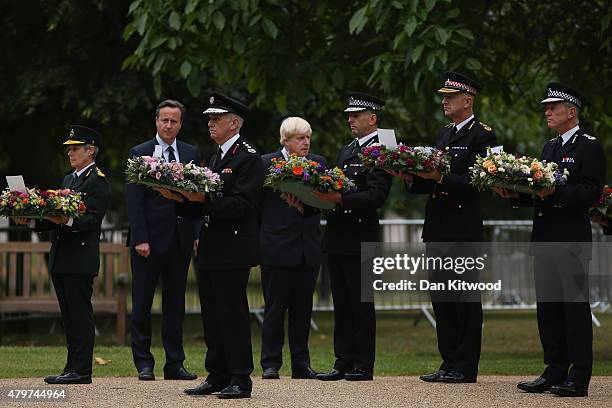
top-left (155, 172), bottom-right (162, 180)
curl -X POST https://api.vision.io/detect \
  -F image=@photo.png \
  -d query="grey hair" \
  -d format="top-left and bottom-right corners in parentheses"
top-left (230, 113), bottom-right (244, 130)
top-left (564, 101), bottom-right (580, 121)
top-left (85, 144), bottom-right (99, 159)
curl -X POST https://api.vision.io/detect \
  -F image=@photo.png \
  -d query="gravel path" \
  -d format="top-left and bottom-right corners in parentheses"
top-left (0, 376), bottom-right (611, 407)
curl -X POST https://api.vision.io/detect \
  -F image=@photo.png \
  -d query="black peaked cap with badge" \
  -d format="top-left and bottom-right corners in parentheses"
top-left (438, 71), bottom-right (481, 95)
top-left (203, 92), bottom-right (249, 119)
top-left (344, 92), bottom-right (385, 112)
top-left (540, 82), bottom-right (585, 108)
top-left (63, 125), bottom-right (100, 146)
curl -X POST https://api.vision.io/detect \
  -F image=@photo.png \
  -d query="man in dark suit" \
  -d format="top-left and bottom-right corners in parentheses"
top-left (259, 117), bottom-right (326, 380)
top-left (314, 93), bottom-right (392, 381)
top-left (496, 83), bottom-right (606, 397)
top-left (18, 125), bottom-right (111, 384)
top-left (125, 99), bottom-right (200, 381)
top-left (397, 72), bottom-right (497, 384)
top-left (161, 93), bottom-right (264, 399)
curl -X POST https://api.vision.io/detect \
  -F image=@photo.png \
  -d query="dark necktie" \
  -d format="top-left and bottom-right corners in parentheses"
top-left (551, 136), bottom-right (563, 157)
top-left (68, 173), bottom-right (78, 189)
top-left (167, 146), bottom-right (176, 162)
top-left (216, 147), bottom-right (223, 163)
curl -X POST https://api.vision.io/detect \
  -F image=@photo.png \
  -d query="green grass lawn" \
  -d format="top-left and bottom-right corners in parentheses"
top-left (1, 311), bottom-right (611, 378)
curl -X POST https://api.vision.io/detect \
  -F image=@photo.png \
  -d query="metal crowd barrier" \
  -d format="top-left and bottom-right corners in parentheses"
top-left (1, 220), bottom-right (610, 327)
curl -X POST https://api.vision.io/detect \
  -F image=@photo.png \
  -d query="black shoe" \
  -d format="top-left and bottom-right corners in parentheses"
top-left (138, 367), bottom-right (155, 381)
top-left (262, 368), bottom-right (280, 379)
top-left (217, 385), bottom-right (251, 399)
top-left (316, 368), bottom-right (348, 381)
top-left (517, 376), bottom-right (561, 393)
top-left (44, 372), bottom-right (92, 384)
top-left (44, 371), bottom-right (68, 384)
top-left (550, 381), bottom-right (588, 397)
top-left (345, 368), bottom-right (373, 381)
top-left (439, 371), bottom-right (476, 383)
top-left (184, 381), bottom-right (226, 396)
top-left (292, 366), bottom-right (318, 379)
top-left (419, 370), bottom-right (448, 383)
top-left (164, 367), bottom-right (197, 380)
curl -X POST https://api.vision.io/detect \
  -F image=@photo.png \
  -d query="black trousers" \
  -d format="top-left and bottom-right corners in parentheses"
top-left (52, 273), bottom-right (95, 375)
top-left (427, 243), bottom-right (482, 379)
top-left (260, 263), bottom-right (318, 371)
top-left (198, 267), bottom-right (253, 390)
top-left (328, 254), bottom-right (375, 373)
top-left (130, 234), bottom-right (191, 372)
top-left (534, 254), bottom-right (592, 387)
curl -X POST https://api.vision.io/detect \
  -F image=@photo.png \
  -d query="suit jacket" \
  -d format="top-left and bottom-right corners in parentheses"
top-left (177, 136), bottom-right (265, 270)
top-left (125, 137), bottom-right (201, 254)
top-left (260, 150), bottom-right (327, 267)
top-left (37, 165), bottom-right (111, 275)
top-left (322, 135), bottom-right (392, 255)
top-left (513, 128), bottom-right (606, 244)
top-left (411, 117), bottom-right (497, 242)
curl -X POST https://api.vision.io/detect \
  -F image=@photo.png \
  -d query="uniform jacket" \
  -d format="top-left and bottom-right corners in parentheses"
top-left (125, 138), bottom-right (201, 254)
top-left (177, 136), bottom-right (265, 270)
top-left (37, 165), bottom-right (111, 275)
top-left (260, 150), bottom-right (327, 267)
top-left (322, 135), bottom-right (392, 255)
top-left (513, 128), bottom-right (606, 244)
top-left (411, 117), bottom-right (497, 242)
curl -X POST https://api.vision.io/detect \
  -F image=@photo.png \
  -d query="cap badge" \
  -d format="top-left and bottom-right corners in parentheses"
top-left (210, 96), bottom-right (215, 105)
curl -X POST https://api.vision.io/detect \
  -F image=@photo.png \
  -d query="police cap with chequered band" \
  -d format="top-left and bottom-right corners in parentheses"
top-left (203, 92), bottom-right (249, 119)
top-left (344, 92), bottom-right (385, 112)
top-left (63, 125), bottom-right (100, 146)
top-left (437, 71), bottom-right (481, 95)
top-left (540, 82), bottom-right (585, 108)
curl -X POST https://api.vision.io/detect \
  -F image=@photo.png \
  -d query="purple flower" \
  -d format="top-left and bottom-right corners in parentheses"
top-left (370, 149), bottom-right (380, 158)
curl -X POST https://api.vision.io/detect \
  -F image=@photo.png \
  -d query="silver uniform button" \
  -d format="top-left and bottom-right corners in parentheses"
top-left (81, 242), bottom-right (85, 246)
top-left (458, 205), bottom-right (462, 208)
top-left (358, 218), bottom-right (362, 223)
top-left (234, 230), bottom-right (238, 235)
top-left (204, 223), bottom-right (208, 227)
top-left (538, 212), bottom-right (543, 216)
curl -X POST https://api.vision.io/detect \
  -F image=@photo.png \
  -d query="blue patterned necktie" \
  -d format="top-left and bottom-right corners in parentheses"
top-left (167, 145), bottom-right (176, 162)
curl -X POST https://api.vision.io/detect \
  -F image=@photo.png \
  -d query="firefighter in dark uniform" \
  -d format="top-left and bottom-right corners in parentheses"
top-left (158, 93), bottom-right (264, 399)
top-left (18, 125), bottom-right (111, 384)
top-left (315, 93), bottom-right (392, 381)
top-left (392, 72), bottom-right (497, 383)
top-left (495, 83), bottom-right (606, 397)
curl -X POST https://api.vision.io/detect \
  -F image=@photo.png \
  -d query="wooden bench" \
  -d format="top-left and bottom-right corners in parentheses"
top-left (0, 242), bottom-right (129, 345)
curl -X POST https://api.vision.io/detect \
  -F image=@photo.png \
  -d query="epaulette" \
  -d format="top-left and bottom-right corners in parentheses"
top-left (242, 141), bottom-right (257, 154)
top-left (96, 168), bottom-right (106, 177)
top-left (479, 121), bottom-right (493, 132)
top-left (582, 133), bottom-right (596, 141)
top-left (445, 122), bottom-right (454, 128)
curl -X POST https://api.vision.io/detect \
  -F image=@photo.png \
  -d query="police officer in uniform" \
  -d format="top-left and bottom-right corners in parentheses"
top-left (159, 93), bottom-right (264, 399)
top-left (394, 72), bottom-right (497, 383)
top-left (18, 125), bottom-right (111, 384)
top-left (496, 83), bottom-right (606, 397)
top-left (315, 93), bottom-right (392, 381)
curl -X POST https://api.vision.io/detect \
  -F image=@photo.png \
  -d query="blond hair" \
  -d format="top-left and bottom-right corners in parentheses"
top-left (279, 117), bottom-right (312, 145)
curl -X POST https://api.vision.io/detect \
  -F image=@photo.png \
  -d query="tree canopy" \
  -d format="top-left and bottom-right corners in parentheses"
top-left (2, 0), bottom-right (611, 220)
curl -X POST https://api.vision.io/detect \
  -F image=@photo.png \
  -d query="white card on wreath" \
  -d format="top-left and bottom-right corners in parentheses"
top-left (490, 145), bottom-right (504, 154)
top-left (378, 128), bottom-right (398, 149)
top-left (153, 145), bottom-right (163, 158)
top-left (6, 175), bottom-right (27, 193)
